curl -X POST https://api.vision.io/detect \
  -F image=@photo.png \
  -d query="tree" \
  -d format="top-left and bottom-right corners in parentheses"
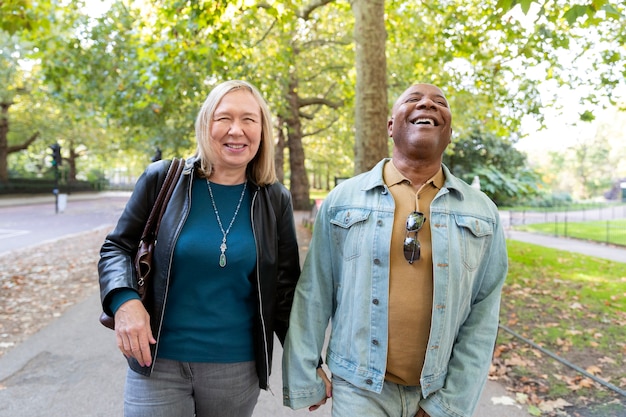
top-left (94, 0), bottom-right (352, 209)
top-left (277, 3), bottom-right (349, 208)
top-left (544, 135), bottom-right (615, 200)
top-left (443, 130), bottom-right (542, 205)
top-left (5, 0), bottom-right (625, 206)
top-left (0, 34), bottom-right (40, 182)
top-left (350, 0), bottom-right (389, 174)
top-left (0, 0), bottom-right (83, 183)
top-left (496, 0), bottom-right (625, 114)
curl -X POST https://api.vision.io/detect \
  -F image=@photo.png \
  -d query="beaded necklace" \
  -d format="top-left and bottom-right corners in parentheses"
top-left (206, 179), bottom-right (247, 268)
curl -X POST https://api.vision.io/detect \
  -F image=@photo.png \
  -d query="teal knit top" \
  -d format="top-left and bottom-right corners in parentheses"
top-left (110, 177), bottom-right (257, 363)
top-left (158, 177), bottom-right (256, 362)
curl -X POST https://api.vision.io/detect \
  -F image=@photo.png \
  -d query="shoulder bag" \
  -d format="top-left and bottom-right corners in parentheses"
top-left (99, 157), bottom-right (184, 330)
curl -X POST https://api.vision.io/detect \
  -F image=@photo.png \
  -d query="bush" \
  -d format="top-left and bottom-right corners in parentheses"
top-left (0, 178), bottom-right (96, 195)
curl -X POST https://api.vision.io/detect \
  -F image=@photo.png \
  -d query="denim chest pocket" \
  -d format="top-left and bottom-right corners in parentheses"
top-left (329, 208), bottom-right (371, 260)
top-left (454, 216), bottom-right (493, 271)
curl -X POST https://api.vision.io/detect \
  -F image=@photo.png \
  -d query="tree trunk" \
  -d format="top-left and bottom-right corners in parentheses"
top-left (0, 101), bottom-right (10, 183)
top-left (0, 100), bottom-right (39, 183)
top-left (68, 144), bottom-right (78, 181)
top-left (275, 117), bottom-right (286, 184)
top-left (351, 0), bottom-right (389, 174)
top-left (285, 75), bottom-right (311, 210)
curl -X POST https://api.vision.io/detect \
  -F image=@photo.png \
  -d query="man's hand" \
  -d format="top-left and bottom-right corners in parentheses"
top-left (308, 367), bottom-right (332, 411)
top-left (114, 299), bottom-right (156, 367)
top-left (415, 408), bottom-right (431, 417)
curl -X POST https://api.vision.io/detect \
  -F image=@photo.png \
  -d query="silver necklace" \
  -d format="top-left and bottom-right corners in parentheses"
top-left (206, 179), bottom-right (247, 268)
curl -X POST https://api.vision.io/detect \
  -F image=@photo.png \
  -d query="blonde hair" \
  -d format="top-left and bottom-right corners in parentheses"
top-left (195, 80), bottom-right (276, 185)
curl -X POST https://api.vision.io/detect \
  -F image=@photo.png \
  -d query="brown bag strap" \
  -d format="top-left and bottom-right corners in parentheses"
top-left (141, 158), bottom-right (184, 243)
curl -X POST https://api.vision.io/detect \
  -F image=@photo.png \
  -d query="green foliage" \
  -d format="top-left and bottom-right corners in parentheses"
top-left (0, 0), bottom-right (56, 35)
top-left (2, 0), bottom-right (625, 196)
top-left (499, 0), bottom-right (624, 25)
top-left (443, 130), bottom-right (543, 205)
top-left (515, 191), bottom-right (573, 208)
top-left (542, 134), bottom-right (617, 200)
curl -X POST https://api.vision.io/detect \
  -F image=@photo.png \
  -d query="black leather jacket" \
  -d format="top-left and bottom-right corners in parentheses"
top-left (98, 157), bottom-right (301, 389)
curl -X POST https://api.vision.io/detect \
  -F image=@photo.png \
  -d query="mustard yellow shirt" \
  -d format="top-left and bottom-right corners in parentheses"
top-left (383, 160), bottom-right (444, 386)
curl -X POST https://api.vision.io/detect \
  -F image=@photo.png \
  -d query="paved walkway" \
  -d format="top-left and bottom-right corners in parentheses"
top-left (7, 195), bottom-right (624, 416)
top-left (506, 229), bottom-right (625, 263)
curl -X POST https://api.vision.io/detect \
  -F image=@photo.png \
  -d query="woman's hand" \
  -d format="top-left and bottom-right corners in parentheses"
top-left (308, 367), bottom-right (333, 412)
top-left (114, 299), bottom-right (156, 367)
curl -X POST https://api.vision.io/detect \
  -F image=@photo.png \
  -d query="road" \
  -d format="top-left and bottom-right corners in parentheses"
top-left (0, 192), bottom-right (129, 256)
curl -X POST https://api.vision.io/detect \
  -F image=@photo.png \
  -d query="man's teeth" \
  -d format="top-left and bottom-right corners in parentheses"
top-left (412, 118), bottom-right (435, 125)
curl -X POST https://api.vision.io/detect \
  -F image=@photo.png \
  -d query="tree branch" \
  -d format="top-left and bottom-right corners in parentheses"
top-left (303, 116), bottom-right (339, 137)
top-left (300, 38), bottom-right (351, 49)
top-left (251, 17), bottom-right (277, 48)
top-left (8, 131), bottom-right (39, 153)
top-left (299, 97), bottom-right (343, 109)
top-left (298, 0), bottom-right (336, 20)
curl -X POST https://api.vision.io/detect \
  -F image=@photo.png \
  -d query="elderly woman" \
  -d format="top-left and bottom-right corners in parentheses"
top-left (99, 80), bottom-right (300, 417)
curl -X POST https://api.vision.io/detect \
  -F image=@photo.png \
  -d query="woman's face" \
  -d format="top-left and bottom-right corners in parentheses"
top-left (209, 89), bottom-right (262, 176)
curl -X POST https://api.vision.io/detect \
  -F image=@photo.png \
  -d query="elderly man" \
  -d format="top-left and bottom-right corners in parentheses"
top-left (282, 83), bottom-right (508, 417)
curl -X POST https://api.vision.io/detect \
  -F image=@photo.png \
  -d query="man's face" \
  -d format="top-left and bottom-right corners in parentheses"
top-left (387, 83), bottom-right (453, 160)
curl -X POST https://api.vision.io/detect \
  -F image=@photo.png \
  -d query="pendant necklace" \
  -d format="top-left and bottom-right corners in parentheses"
top-left (206, 178), bottom-right (247, 268)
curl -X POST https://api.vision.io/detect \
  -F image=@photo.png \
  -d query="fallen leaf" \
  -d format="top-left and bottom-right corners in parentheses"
top-left (515, 392), bottom-right (529, 404)
top-left (505, 355), bottom-right (533, 367)
top-left (585, 365), bottom-right (602, 375)
top-left (578, 378), bottom-right (595, 388)
top-left (539, 398), bottom-right (573, 412)
top-left (491, 396), bottom-right (521, 408)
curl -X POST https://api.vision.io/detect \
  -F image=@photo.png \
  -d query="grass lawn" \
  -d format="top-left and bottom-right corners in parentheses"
top-left (496, 240), bottom-right (626, 415)
top-left (514, 219), bottom-right (626, 247)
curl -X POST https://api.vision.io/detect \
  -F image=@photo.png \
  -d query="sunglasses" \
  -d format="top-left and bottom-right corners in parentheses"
top-left (403, 211), bottom-right (426, 264)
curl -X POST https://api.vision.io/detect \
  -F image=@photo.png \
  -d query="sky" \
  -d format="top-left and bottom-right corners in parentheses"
top-left (83, 0), bottom-right (111, 16)
top-left (515, 84), bottom-right (626, 159)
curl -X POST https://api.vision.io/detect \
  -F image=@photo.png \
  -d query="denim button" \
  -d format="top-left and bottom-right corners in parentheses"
top-left (373, 259), bottom-right (381, 265)
top-left (372, 339), bottom-right (379, 346)
top-left (365, 379), bottom-right (373, 385)
top-left (372, 298), bottom-right (379, 305)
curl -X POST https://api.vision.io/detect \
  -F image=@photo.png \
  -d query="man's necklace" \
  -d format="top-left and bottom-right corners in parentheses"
top-left (206, 179), bottom-right (247, 268)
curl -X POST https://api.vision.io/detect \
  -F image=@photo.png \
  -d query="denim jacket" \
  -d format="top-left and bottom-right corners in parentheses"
top-left (283, 159), bottom-right (508, 417)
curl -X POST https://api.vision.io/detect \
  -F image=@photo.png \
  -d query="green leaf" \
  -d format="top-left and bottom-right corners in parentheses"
top-left (496, 0), bottom-right (514, 12)
top-left (519, 0), bottom-right (533, 14)
top-left (563, 5), bottom-right (591, 24)
top-left (579, 110), bottom-right (595, 122)
top-left (601, 4), bottom-right (622, 20)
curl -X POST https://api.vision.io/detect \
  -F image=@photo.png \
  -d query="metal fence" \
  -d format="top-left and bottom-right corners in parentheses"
top-left (501, 204), bottom-right (626, 247)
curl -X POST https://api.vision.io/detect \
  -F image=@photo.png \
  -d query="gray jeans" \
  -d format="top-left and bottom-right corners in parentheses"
top-left (124, 359), bottom-right (260, 417)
